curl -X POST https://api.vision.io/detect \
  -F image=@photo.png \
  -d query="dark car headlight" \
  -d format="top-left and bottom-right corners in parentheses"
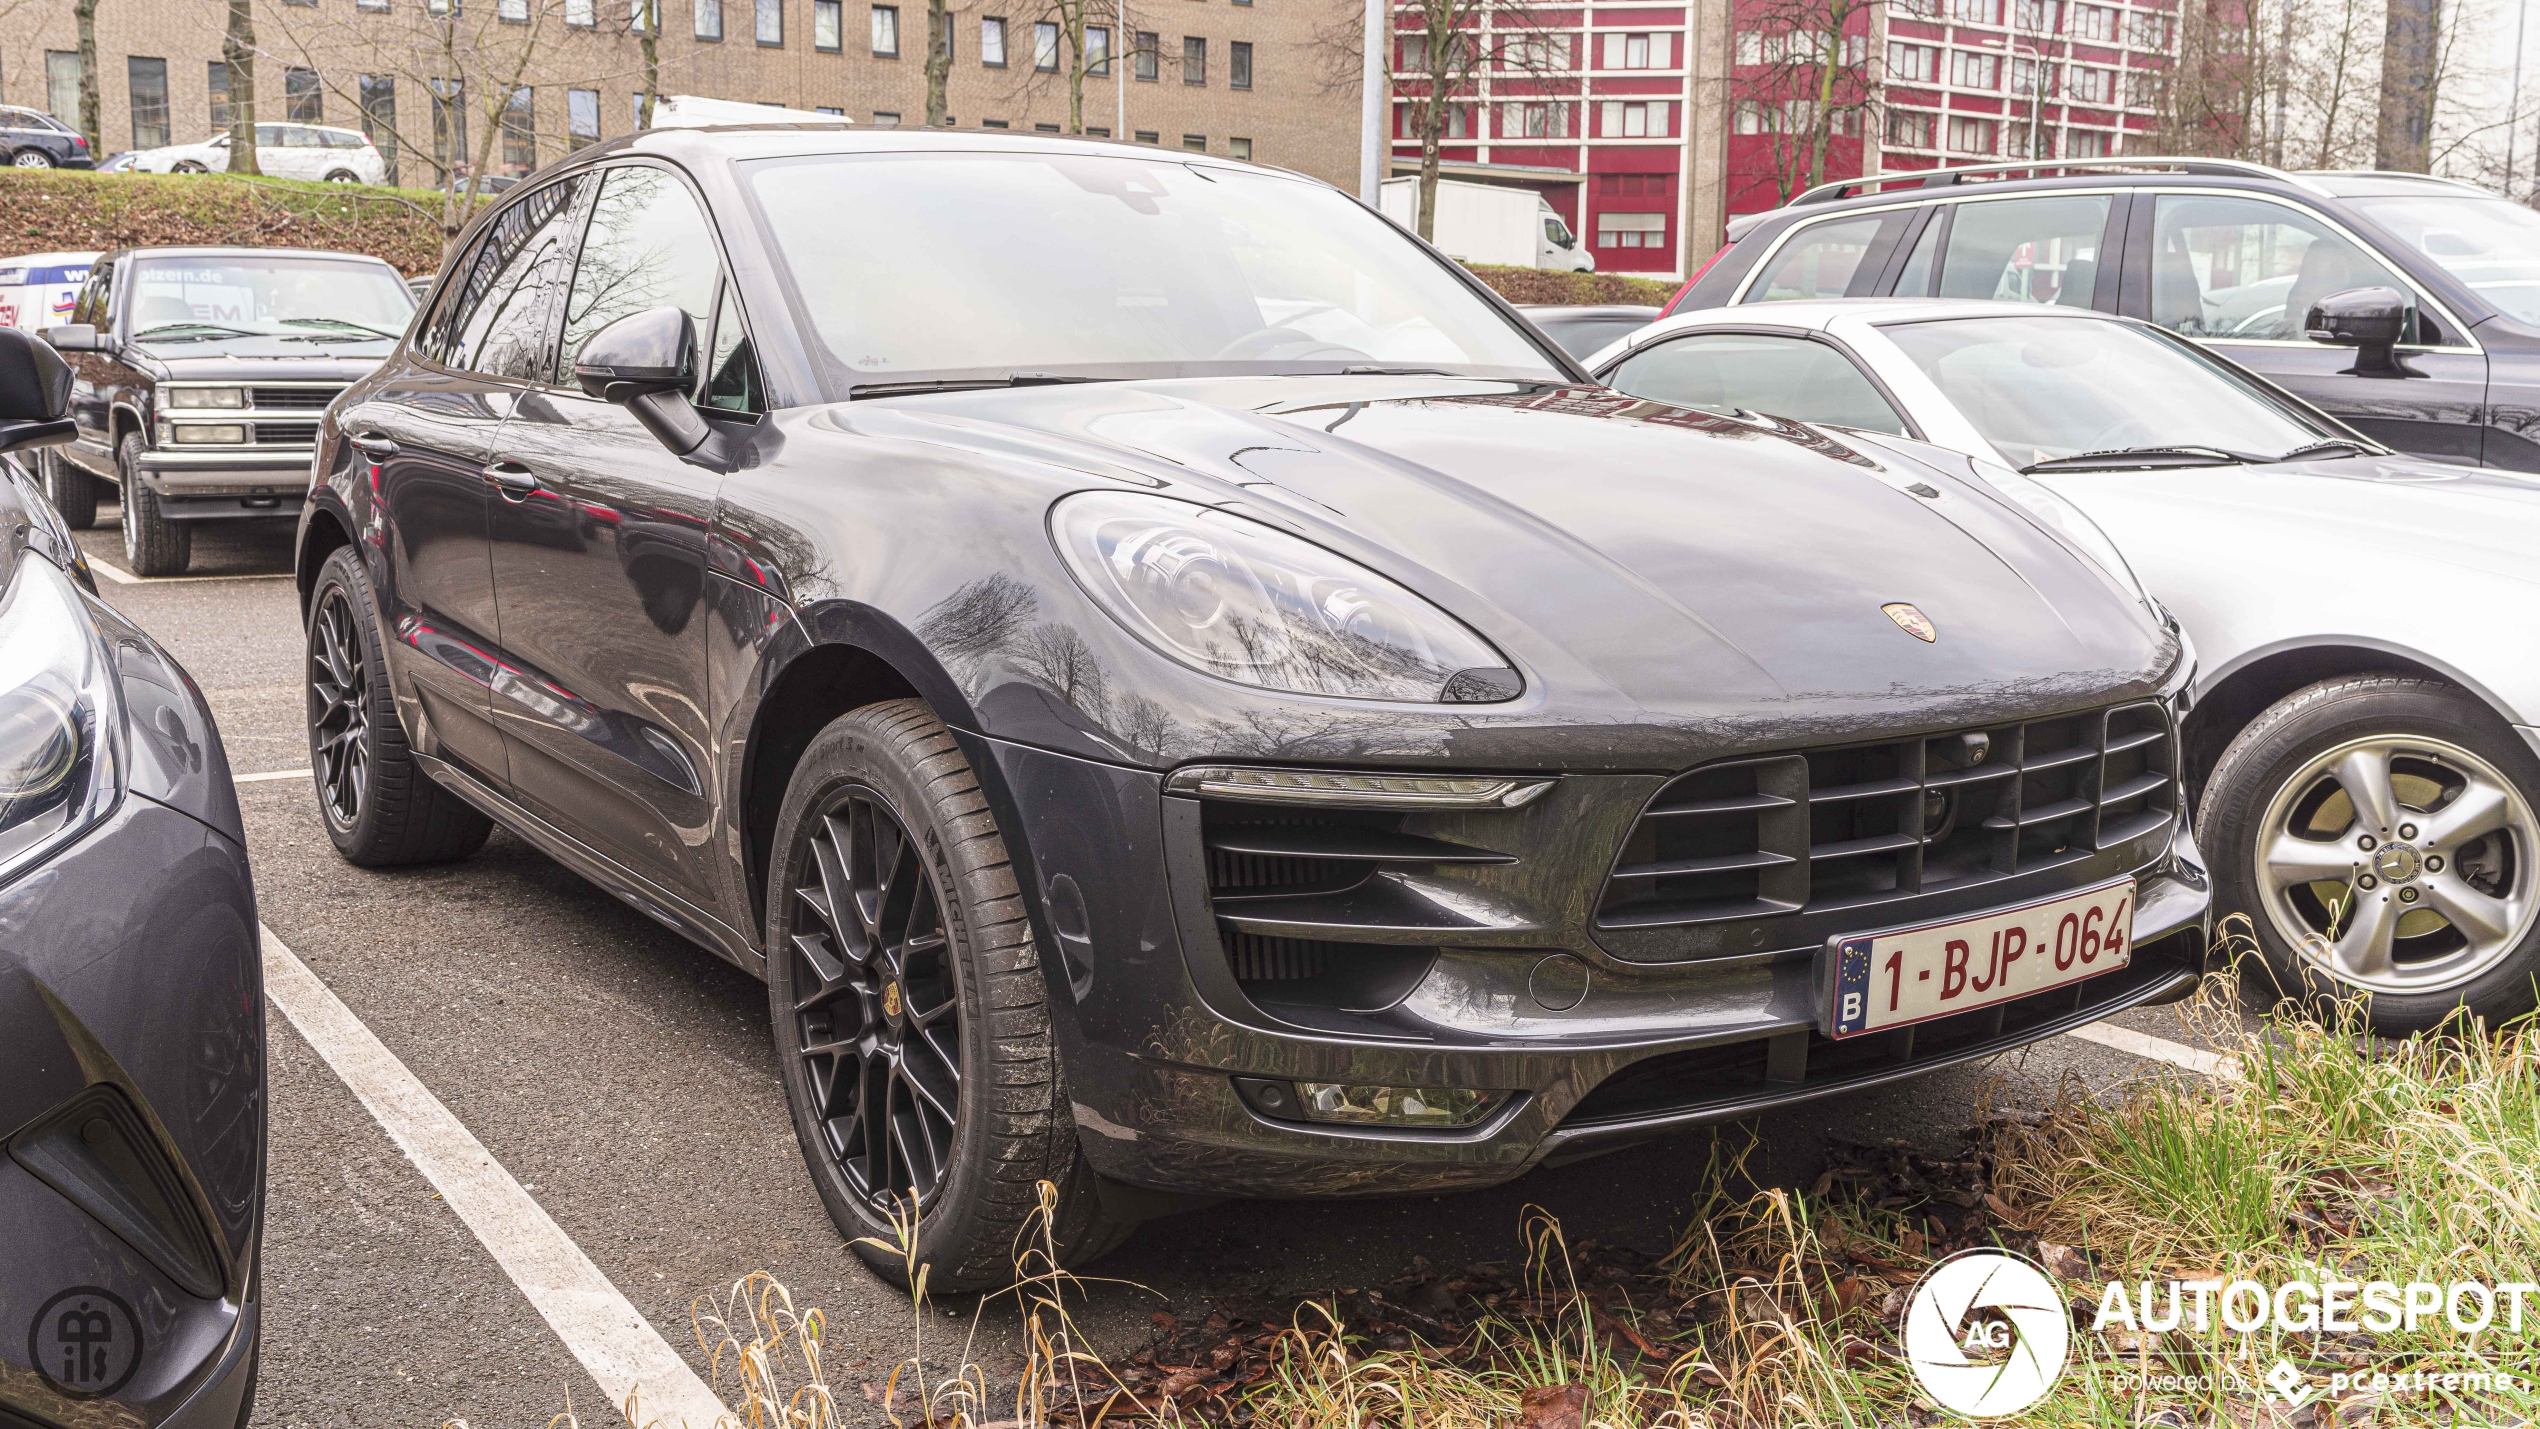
top-left (0, 555), bottom-right (123, 883)
top-left (1050, 491), bottom-right (1517, 703)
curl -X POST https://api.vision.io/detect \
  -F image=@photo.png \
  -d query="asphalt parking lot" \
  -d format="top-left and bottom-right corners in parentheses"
top-left (74, 510), bottom-right (2239, 1429)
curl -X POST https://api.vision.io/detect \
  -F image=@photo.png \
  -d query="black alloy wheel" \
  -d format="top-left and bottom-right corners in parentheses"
top-left (307, 585), bottom-right (372, 830)
top-left (783, 785), bottom-right (964, 1217)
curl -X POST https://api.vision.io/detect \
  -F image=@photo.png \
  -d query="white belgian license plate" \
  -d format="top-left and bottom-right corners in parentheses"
top-left (1823, 877), bottom-right (2135, 1038)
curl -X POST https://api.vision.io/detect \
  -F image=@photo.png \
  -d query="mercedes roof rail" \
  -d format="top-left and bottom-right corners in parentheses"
top-left (1788, 156), bottom-right (2328, 207)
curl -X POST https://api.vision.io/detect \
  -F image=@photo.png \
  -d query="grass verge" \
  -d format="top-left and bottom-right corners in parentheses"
top-left (1462, 265), bottom-right (1682, 307)
top-left (0, 168), bottom-right (476, 274)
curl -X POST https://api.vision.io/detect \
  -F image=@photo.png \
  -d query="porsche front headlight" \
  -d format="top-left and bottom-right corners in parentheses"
top-left (0, 554), bottom-right (122, 884)
top-left (1051, 491), bottom-right (1518, 703)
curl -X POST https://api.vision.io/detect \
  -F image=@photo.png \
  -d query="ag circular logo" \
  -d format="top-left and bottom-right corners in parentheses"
top-left (28, 1286), bottom-right (144, 1399)
top-left (1904, 1249), bottom-right (2070, 1418)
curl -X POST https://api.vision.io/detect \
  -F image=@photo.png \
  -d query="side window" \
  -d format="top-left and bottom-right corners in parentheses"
top-left (557, 165), bottom-right (724, 388)
top-left (2149, 194), bottom-right (2419, 343)
top-left (72, 260), bottom-right (113, 328)
top-left (1608, 331), bottom-right (1909, 436)
top-left (1936, 194), bottom-right (2110, 306)
top-left (702, 281), bottom-right (762, 414)
top-left (1744, 214), bottom-right (1889, 302)
top-left (255, 123), bottom-right (283, 148)
top-left (443, 176), bottom-right (590, 380)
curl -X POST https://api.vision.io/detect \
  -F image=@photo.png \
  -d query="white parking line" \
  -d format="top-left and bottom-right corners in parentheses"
top-left (258, 926), bottom-right (733, 1429)
top-left (84, 556), bottom-right (290, 585)
top-left (2066, 1019), bottom-right (2242, 1080)
top-left (234, 768), bottom-right (313, 784)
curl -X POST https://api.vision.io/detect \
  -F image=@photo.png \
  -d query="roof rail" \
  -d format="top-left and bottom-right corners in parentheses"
top-left (2297, 168), bottom-right (2496, 194)
top-left (1788, 155), bottom-right (2316, 207)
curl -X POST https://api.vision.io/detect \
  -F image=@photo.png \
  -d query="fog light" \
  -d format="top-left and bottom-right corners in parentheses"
top-left (165, 386), bottom-right (244, 409)
top-left (1166, 765), bottom-right (1552, 810)
top-left (1296, 1082), bottom-right (1505, 1127)
top-left (171, 424), bottom-right (246, 445)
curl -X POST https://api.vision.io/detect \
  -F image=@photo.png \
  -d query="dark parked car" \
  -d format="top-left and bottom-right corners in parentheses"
top-left (39, 246), bottom-right (416, 575)
top-left (0, 330), bottom-right (264, 1426)
top-left (1669, 158), bottom-right (2540, 469)
top-left (298, 127), bottom-right (2207, 1289)
top-left (0, 107), bottom-right (94, 169)
top-left (1515, 304), bottom-right (1662, 359)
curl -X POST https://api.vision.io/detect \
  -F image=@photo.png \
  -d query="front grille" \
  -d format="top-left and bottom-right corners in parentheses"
top-left (251, 421), bottom-right (321, 446)
top-left (250, 386), bottom-right (343, 410)
top-left (1597, 702), bottom-right (2174, 932)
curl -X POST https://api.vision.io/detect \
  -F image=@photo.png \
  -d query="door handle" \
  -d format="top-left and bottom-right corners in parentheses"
top-left (346, 431), bottom-right (398, 458)
top-left (482, 460), bottom-right (541, 499)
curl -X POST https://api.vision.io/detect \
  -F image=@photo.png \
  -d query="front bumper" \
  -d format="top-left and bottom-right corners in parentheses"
top-left (976, 728), bottom-right (2212, 1201)
top-left (132, 449), bottom-right (309, 520)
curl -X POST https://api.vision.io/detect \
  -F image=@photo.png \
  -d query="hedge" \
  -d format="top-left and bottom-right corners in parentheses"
top-left (1461, 264), bottom-right (1682, 307)
top-left (0, 169), bottom-right (472, 275)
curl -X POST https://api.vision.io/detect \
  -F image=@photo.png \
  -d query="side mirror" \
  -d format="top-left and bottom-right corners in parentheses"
top-left (41, 324), bottom-right (98, 353)
top-left (572, 306), bottom-right (711, 455)
top-left (0, 328), bottom-right (77, 454)
top-left (2304, 286), bottom-right (2416, 378)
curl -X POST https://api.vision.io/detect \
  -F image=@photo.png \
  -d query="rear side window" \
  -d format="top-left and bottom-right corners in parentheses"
top-left (1744, 214), bottom-right (1889, 302)
top-left (436, 176), bottom-right (590, 380)
top-left (1936, 194), bottom-right (2109, 306)
top-left (1609, 331), bottom-right (1909, 435)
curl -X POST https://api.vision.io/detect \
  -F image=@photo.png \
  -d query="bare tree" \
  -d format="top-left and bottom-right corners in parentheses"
top-left (2151, 0), bottom-right (2276, 157)
top-left (634, 0), bottom-right (660, 128)
top-left (223, 0), bottom-right (260, 174)
top-left (2378, 0), bottom-right (2439, 169)
top-left (74, 0), bottom-right (101, 154)
top-left (1014, 0), bottom-right (1130, 133)
top-left (926, 0), bottom-right (955, 125)
top-left (1393, 0), bottom-right (1566, 238)
top-left (1730, 0), bottom-right (1882, 204)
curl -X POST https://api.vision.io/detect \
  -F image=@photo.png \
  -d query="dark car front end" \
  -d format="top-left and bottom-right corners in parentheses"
top-left (136, 360), bottom-right (385, 524)
top-left (0, 454), bottom-right (264, 1424)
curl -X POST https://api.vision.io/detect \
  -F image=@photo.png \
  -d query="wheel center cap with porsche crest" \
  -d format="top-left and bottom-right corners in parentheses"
top-left (1883, 602), bottom-right (1939, 642)
top-left (882, 981), bottom-right (903, 1021)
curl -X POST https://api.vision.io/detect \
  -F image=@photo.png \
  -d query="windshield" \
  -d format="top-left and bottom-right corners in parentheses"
top-left (126, 257), bottom-right (414, 339)
top-left (743, 151), bottom-right (1563, 388)
top-left (2348, 193), bottom-right (2540, 324)
top-left (1881, 314), bottom-right (2335, 466)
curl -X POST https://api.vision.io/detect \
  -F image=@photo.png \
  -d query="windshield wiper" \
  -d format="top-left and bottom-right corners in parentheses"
top-left (134, 322), bottom-right (261, 340)
top-left (2273, 439), bottom-right (2375, 462)
top-left (848, 372), bottom-right (1114, 399)
top-left (281, 317), bottom-right (401, 340)
top-left (2021, 444), bottom-right (2264, 473)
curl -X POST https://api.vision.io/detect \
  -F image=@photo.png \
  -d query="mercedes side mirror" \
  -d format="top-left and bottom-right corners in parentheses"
top-left (2304, 286), bottom-right (2416, 378)
top-left (41, 324), bottom-right (99, 353)
top-left (0, 328), bottom-right (77, 454)
top-left (573, 306), bottom-right (710, 456)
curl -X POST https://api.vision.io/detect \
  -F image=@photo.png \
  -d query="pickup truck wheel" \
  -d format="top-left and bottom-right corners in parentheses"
top-left (117, 432), bottom-right (192, 576)
top-left (39, 448), bottom-right (100, 530)
top-left (2202, 675), bottom-right (2540, 1034)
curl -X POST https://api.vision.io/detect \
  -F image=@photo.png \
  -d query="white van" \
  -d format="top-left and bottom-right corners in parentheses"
top-left (1378, 178), bottom-right (1594, 272)
top-left (0, 251), bottom-right (96, 332)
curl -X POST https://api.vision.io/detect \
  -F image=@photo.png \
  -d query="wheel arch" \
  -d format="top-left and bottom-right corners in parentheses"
top-left (109, 401), bottom-right (147, 446)
top-left (295, 501), bottom-right (356, 614)
top-left (2185, 637), bottom-right (2529, 805)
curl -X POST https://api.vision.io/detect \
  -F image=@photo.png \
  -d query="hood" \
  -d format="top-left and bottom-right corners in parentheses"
top-left (863, 376), bottom-right (2174, 727)
top-left (136, 336), bottom-right (393, 377)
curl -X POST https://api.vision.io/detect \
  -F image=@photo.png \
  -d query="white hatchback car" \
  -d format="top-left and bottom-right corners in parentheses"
top-left (1591, 298), bottom-right (2540, 1035)
top-left (122, 123), bottom-right (386, 184)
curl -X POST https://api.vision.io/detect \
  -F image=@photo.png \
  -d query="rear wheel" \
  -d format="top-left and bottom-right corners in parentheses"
top-left (172, 160), bottom-right (208, 174)
top-left (766, 700), bottom-right (1131, 1292)
top-left (11, 149), bottom-right (53, 169)
top-left (117, 433), bottom-right (191, 576)
top-left (39, 448), bottom-right (99, 530)
top-left (304, 546), bottom-right (493, 866)
top-left (2202, 675), bottom-right (2540, 1033)
top-left (323, 169), bottom-right (358, 183)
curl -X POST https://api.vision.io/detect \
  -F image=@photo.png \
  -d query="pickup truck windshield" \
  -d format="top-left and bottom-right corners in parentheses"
top-left (744, 151), bottom-right (1563, 388)
top-left (126, 256), bottom-right (414, 339)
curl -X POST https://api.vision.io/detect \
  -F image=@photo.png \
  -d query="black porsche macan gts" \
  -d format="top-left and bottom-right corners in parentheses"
top-left (297, 126), bottom-right (2209, 1288)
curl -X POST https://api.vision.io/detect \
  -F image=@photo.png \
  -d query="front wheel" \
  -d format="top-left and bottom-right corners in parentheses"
top-left (117, 433), bottom-right (192, 576)
top-left (765, 699), bottom-right (1131, 1292)
top-left (2202, 675), bottom-right (2540, 1034)
top-left (172, 160), bottom-right (208, 174)
top-left (323, 169), bottom-right (358, 184)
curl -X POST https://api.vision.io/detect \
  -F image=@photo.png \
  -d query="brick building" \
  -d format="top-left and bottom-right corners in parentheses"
top-left (3, 0), bottom-right (1360, 191)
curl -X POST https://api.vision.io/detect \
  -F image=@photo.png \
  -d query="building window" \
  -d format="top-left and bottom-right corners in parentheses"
top-left (568, 87), bottom-right (600, 148)
top-left (286, 67), bottom-right (323, 122)
top-left (1888, 42), bottom-right (1938, 82)
top-left (1945, 113), bottom-right (1996, 153)
top-left (1134, 128), bottom-right (1159, 142)
top-left (2123, 11), bottom-right (2169, 48)
top-left (1229, 135), bottom-right (1250, 157)
top-left (2066, 128), bottom-right (2112, 157)
top-left (872, 110), bottom-right (901, 125)
top-left (815, 0), bottom-right (841, 48)
top-left (1886, 108), bottom-right (1935, 147)
top-left (1946, 0), bottom-right (2001, 23)
top-left (360, 74), bottom-right (397, 182)
top-left (1033, 21), bottom-right (1060, 69)
top-left (357, 0), bottom-right (387, 9)
top-left (499, 0), bottom-right (528, 19)
top-left (981, 16), bottom-right (1007, 63)
top-left (1602, 32), bottom-right (1663, 68)
top-left (871, 6), bottom-right (898, 53)
top-left (696, 0), bottom-right (724, 38)
top-left (1503, 33), bottom-right (1573, 69)
top-left (42, 53), bottom-right (78, 130)
top-left (2069, 3), bottom-right (2117, 39)
top-left (1182, 133), bottom-right (1205, 150)
top-left (1035, 122), bottom-right (1061, 131)
top-left (2014, 0), bottom-right (2054, 28)
top-left (1598, 99), bottom-right (1668, 137)
top-left (126, 57), bottom-right (170, 150)
top-left (1229, 40), bottom-right (1251, 88)
top-left (982, 118), bottom-right (1008, 127)
top-left (567, 0), bottom-right (596, 24)
top-left (1087, 26), bottom-right (1111, 75)
top-left (1596, 211), bottom-right (1664, 249)
top-left (2012, 56), bottom-right (2050, 94)
top-left (1498, 100), bottom-right (1569, 137)
top-left (758, 0), bottom-right (784, 43)
top-left (2066, 63), bottom-right (2114, 102)
top-left (209, 61), bottom-right (232, 132)
top-left (500, 86), bottom-right (535, 173)
top-left (1949, 49), bottom-right (1998, 88)
top-left (2125, 68), bottom-right (2165, 107)
top-left (1183, 36), bottom-right (1206, 84)
top-left (1134, 32), bottom-right (1159, 80)
top-left (1597, 172), bottom-right (1668, 196)
top-left (1088, 125), bottom-right (1110, 136)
